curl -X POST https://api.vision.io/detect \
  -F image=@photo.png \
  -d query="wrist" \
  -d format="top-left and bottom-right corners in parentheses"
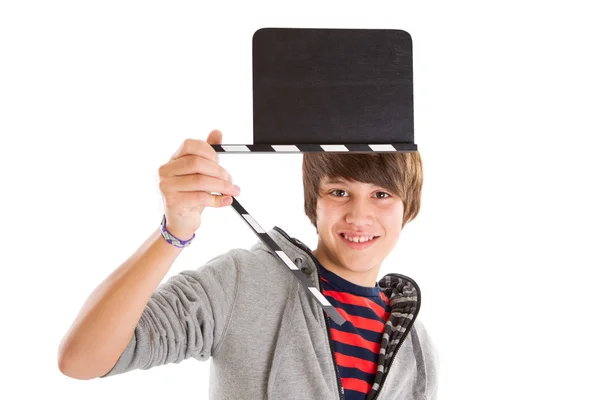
top-left (165, 226), bottom-right (196, 241)
top-left (160, 215), bottom-right (197, 248)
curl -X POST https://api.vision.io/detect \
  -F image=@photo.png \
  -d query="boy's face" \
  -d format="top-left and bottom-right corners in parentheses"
top-left (312, 176), bottom-right (405, 286)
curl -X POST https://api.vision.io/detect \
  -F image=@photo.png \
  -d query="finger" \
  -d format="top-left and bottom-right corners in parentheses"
top-left (159, 155), bottom-right (231, 181)
top-left (177, 191), bottom-right (233, 208)
top-left (215, 195), bottom-right (233, 207)
top-left (170, 137), bottom-right (220, 162)
top-left (161, 174), bottom-right (240, 196)
top-left (205, 129), bottom-right (223, 145)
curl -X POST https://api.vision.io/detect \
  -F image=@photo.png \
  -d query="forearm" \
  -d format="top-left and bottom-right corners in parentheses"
top-left (57, 226), bottom-right (188, 379)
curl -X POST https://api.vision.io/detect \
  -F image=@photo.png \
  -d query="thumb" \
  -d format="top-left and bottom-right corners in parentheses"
top-left (206, 129), bottom-right (223, 145)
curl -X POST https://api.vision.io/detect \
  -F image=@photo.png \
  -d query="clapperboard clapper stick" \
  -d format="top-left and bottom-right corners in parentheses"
top-left (210, 143), bottom-right (416, 153)
top-left (227, 196), bottom-right (346, 326)
top-left (211, 27), bottom-right (417, 326)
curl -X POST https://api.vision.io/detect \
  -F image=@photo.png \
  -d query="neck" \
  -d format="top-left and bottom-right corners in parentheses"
top-left (311, 247), bottom-right (381, 288)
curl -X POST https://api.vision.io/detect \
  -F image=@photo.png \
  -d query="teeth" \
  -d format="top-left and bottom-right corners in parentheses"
top-left (343, 234), bottom-right (375, 243)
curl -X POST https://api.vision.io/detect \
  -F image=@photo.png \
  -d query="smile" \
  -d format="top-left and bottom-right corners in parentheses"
top-left (339, 233), bottom-right (380, 249)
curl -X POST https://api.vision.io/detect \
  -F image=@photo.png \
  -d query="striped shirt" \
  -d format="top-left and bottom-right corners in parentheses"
top-left (318, 262), bottom-right (391, 400)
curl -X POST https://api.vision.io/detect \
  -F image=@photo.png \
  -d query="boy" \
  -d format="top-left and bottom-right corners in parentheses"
top-left (58, 131), bottom-right (438, 399)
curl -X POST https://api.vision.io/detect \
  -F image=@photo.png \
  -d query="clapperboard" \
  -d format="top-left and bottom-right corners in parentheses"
top-left (211, 27), bottom-right (416, 325)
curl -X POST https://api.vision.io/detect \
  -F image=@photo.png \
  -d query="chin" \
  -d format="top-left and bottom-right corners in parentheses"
top-left (340, 259), bottom-right (379, 272)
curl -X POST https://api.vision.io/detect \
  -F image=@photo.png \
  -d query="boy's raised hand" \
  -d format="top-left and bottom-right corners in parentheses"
top-left (157, 130), bottom-right (240, 240)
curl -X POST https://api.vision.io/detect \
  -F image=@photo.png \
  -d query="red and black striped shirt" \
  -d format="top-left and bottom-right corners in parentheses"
top-left (318, 262), bottom-right (391, 400)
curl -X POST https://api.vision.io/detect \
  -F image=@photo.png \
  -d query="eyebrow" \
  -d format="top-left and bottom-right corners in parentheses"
top-left (322, 178), bottom-right (383, 189)
top-left (323, 178), bottom-right (348, 185)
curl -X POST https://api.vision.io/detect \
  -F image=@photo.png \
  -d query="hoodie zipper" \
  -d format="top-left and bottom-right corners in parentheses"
top-left (274, 227), bottom-right (344, 400)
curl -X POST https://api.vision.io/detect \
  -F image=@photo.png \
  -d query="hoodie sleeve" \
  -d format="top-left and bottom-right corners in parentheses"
top-left (99, 249), bottom-right (241, 378)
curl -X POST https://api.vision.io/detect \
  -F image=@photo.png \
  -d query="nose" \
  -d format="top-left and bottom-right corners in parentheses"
top-left (344, 199), bottom-right (374, 227)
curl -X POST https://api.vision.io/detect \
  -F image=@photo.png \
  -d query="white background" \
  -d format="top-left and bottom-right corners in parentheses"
top-left (1, 1), bottom-right (599, 399)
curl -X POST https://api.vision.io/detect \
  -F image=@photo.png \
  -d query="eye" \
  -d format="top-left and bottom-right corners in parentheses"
top-left (375, 192), bottom-right (391, 199)
top-left (330, 189), bottom-right (348, 197)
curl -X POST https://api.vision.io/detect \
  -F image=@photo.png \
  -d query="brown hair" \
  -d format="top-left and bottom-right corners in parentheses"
top-left (302, 151), bottom-right (423, 230)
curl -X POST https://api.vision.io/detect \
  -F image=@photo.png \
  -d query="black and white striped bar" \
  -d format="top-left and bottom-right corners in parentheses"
top-left (211, 143), bottom-right (417, 153)
top-left (229, 197), bottom-right (346, 326)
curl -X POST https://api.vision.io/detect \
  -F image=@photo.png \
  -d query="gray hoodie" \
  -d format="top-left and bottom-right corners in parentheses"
top-left (101, 226), bottom-right (439, 399)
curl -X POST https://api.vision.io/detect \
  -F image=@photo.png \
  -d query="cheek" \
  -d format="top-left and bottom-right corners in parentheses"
top-left (379, 203), bottom-right (403, 227)
top-left (315, 201), bottom-right (324, 223)
top-left (382, 207), bottom-right (402, 222)
top-left (316, 200), bottom-right (340, 223)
